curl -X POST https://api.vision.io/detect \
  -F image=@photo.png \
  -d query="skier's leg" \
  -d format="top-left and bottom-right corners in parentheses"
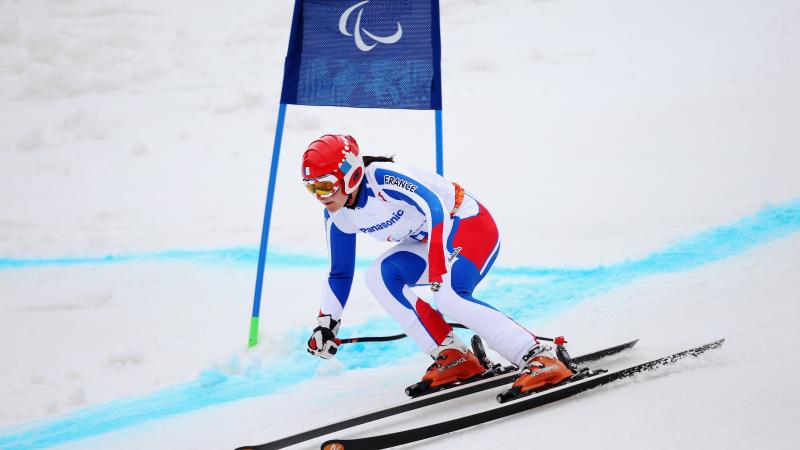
top-left (436, 264), bottom-right (538, 366)
top-left (435, 200), bottom-right (538, 366)
top-left (364, 242), bottom-right (451, 355)
top-left (441, 207), bottom-right (573, 391)
top-left (365, 242), bottom-right (485, 389)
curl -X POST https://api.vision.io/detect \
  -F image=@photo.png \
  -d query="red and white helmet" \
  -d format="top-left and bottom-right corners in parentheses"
top-left (301, 134), bottom-right (364, 195)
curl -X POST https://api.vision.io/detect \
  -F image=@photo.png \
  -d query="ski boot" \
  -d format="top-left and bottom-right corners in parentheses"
top-left (496, 341), bottom-right (575, 403)
top-left (405, 333), bottom-right (488, 397)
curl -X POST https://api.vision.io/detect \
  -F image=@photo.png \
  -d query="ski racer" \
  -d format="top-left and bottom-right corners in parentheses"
top-left (303, 134), bottom-right (572, 394)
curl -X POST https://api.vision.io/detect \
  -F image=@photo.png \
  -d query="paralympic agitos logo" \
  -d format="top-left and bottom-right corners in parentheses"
top-left (339, 0), bottom-right (403, 52)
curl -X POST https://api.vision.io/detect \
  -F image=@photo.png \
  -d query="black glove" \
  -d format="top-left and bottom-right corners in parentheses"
top-left (307, 314), bottom-right (341, 359)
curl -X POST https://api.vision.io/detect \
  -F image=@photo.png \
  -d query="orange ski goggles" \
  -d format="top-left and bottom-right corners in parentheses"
top-left (303, 173), bottom-right (340, 198)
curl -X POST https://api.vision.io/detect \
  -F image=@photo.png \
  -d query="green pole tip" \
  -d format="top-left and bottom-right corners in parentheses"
top-left (248, 316), bottom-right (260, 348)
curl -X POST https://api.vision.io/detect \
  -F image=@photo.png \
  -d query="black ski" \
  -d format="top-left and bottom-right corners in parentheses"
top-left (234, 339), bottom-right (637, 450)
top-left (321, 338), bottom-right (724, 450)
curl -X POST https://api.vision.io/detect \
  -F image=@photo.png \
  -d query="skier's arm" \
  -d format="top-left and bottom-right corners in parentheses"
top-left (308, 211), bottom-right (355, 360)
top-left (320, 210), bottom-right (356, 320)
top-left (372, 167), bottom-right (449, 286)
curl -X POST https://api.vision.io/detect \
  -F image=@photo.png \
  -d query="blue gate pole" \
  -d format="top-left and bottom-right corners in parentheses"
top-left (435, 109), bottom-right (444, 175)
top-left (249, 103), bottom-right (288, 348)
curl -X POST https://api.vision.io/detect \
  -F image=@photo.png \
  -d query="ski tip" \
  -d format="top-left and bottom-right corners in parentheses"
top-left (610, 338), bottom-right (639, 348)
top-left (699, 338), bottom-right (725, 349)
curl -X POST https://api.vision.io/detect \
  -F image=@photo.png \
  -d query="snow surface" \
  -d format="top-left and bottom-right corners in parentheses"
top-left (1, 0), bottom-right (799, 449)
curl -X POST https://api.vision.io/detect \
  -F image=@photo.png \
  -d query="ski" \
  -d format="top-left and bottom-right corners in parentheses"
top-left (320, 338), bottom-right (724, 450)
top-left (234, 339), bottom-right (637, 450)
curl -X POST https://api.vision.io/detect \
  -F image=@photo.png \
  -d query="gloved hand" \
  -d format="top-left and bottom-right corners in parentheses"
top-left (307, 314), bottom-right (341, 359)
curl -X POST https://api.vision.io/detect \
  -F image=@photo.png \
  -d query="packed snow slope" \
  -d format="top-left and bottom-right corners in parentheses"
top-left (1, 0), bottom-right (799, 449)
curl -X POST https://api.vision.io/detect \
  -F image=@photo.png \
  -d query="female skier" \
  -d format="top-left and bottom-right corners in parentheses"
top-left (302, 134), bottom-right (572, 395)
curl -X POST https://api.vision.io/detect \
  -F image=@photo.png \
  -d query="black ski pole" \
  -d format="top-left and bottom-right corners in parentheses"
top-left (338, 323), bottom-right (555, 344)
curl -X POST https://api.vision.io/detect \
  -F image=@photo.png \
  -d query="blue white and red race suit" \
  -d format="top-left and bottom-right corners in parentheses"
top-left (319, 162), bottom-right (537, 365)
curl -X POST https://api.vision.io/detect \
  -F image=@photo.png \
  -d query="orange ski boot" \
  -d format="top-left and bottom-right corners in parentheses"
top-left (510, 344), bottom-right (574, 394)
top-left (422, 347), bottom-right (485, 387)
top-left (405, 334), bottom-right (486, 397)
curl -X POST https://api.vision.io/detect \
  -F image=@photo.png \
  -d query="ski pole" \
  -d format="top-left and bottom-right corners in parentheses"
top-left (338, 323), bottom-right (556, 344)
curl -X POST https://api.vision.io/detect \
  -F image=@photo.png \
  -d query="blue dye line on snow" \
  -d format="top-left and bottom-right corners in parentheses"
top-left (1, 199), bottom-right (799, 449)
top-left (0, 247), bottom-right (373, 270)
top-left (2, 202), bottom-right (798, 273)
top-left (483, 200), bottom-right (800, 324)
